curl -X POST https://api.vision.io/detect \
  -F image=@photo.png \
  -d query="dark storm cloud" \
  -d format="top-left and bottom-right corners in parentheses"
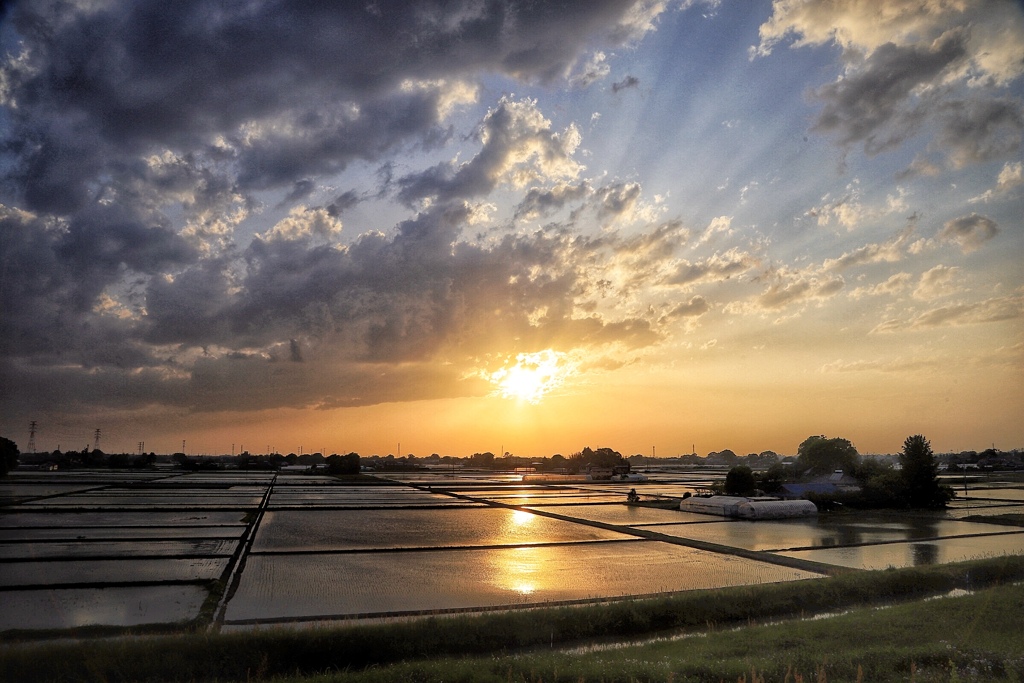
top-left (934, 98), bottom-right (1024, 168)
top-left (812, 32), bottom-right (967, 154)
top-left (611, 75), bottom-right (640, 93)
top-left (326, 191), bottom-right (361, 217)
top-left (280, 180), bottom-right (317, 206)
top-left (0, 0), bottom-right (674, 420)
top-left (0, 204), bottom-right (196, 357)
top-left (2, 0), bottom-right (657, 211)
top-left (514, 182), bottom-right (594, 220)
top-left (4, 201), bottom-right (675, 414)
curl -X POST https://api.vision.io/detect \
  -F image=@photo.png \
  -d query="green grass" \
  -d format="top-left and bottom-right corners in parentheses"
top-left (297, 582), bottom-right (1024, 683)
top-left (2, 555), bottom-right (1023, 682)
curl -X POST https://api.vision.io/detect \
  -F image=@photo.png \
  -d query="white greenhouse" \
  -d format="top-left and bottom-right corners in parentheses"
top-left (679, 495), bottom-right (817, 520)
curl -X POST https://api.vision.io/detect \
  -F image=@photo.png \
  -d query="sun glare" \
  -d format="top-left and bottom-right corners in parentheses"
top-left (487, 350), bottom-right (576, 404)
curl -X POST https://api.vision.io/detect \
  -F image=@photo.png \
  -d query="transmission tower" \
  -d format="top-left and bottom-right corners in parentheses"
top-left (93, 428), bottom-right (101, 451)
top-left (28, 421), bottom-right (37, 453)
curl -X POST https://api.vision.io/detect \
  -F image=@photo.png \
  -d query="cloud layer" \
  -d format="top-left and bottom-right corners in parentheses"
top-left (0, 0), bottom-right (1020, 453)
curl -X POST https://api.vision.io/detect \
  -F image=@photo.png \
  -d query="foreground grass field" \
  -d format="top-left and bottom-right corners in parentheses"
top-left (294, 581), bottom-right (1024, 683)
top-left (2, 555), bottom-right (1022, 682)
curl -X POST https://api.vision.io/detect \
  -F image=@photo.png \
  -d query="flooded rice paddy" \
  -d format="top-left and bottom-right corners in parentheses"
top-left (1, 468), bottom-right (1022, 633)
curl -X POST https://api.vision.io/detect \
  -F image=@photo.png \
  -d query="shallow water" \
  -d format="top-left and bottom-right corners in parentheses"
top-left (18, 495), bottom-right (264, 508)
top-left (525, 504), bottom-right (714, 526)
top-left (0, 510), bottom-right (247, 527)
top-left (3, 470), bottom-right (1023, 632)
top-left (0, 585), bottom-right (208, 630)
top-left (252, 507), bottom-right (632, 552)
top-left (644, 516), bottom-right (1018, 551)
top-left (964, 488), bottom-right (1024, 502)
top-left (774, 531), bottom-right (1024, 569)
top-left (224, 541), bottom-right (820, 622)
top-left (0, 538), bottom-right (238, 560)
top-left (0, 525), bottom-right (246, 541)
top-left (0, 557), bottom-right (228, 587)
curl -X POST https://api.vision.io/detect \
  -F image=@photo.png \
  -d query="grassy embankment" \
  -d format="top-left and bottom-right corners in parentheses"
top-left (1, 555), bottom-right (1023, 682)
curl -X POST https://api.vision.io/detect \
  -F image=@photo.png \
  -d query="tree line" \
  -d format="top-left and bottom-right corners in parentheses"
top-left (723, 434), bottom-right (955, 509)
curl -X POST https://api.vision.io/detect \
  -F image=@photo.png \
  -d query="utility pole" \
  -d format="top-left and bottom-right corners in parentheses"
top-left (28, 421), bottom-right (37, 453)
top-left (93, 428), bottom-right (101, 451)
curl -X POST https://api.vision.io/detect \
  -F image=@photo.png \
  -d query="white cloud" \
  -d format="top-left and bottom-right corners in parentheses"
top-left (571, 51), bottom-right (611, 88)
top-left (909, 295), bottom-right (1024, 329)
top-left (849, 272), bottom-right (913, 299)
top-left (755, 0), bottom-right (1024, 86)
top-left (397, 97), bottom-right (585, 205)
top-left (263, 206), bottom-right (343, 241)
top-left (664, 248), bottom-right (759, 287)
top-left (754, 271), bottom-right (845, 311)
top-left (913, 265), bottom-right (962, 301)
top-left (823, 223), bottom-right (914, 271)
top-left (970, 161), bottom-right (1024, 203)
top-left (694, 215), bottom-right (733, 246)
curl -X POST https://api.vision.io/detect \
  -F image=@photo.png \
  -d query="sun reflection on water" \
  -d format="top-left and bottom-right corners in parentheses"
top-left (489, 545), bottom-right (547, 597)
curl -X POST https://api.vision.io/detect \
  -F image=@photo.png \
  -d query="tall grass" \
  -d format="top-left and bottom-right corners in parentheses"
top-left (2, 555), bottom-right (1023, 682)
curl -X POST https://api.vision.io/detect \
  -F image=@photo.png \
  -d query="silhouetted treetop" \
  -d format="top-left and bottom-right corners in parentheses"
top-left (796, 435), bottom-right (859, 476)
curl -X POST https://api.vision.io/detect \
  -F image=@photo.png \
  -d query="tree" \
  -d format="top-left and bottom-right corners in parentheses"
top-left (327, 452), bottom-right (360, 475)
top-left (724, 465), bottom-right (756, 496)
top-left (0, 437), bottom-right (19, 477)
top-left (756, 462), bottom-right (789, 493)
top-left (469, 452), bottom-right (495, 468)
top-left (796, 435), bottom-right (859, 476)
top-left (900, 434), bottom-right (953, 508)
top-left (572, 447), bottom-right (624, 468)
top-left (714, 449), bottom-right (738, 466)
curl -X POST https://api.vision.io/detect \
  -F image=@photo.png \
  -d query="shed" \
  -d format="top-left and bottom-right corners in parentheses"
top-left (779, 482), bottom-right (837, 499)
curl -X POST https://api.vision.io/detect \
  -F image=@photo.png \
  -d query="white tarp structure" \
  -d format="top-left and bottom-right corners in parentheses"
top-left (736, 499), bottom-right (818, 519)
top-left (678, 496), bottom-right (750, 517)
top-left (679, 495), bottom-right (817, 520)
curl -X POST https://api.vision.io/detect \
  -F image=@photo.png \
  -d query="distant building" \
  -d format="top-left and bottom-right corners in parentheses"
top-left (779, 470), bottom-right (861, 500)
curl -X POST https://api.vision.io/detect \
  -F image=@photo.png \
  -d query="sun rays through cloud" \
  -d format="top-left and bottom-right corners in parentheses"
top-left (486, 350), bottom-right (578, 405)
top-left (0, 0), bottom-right (1020, 456)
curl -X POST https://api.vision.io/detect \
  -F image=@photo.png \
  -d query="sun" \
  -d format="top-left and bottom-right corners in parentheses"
top-left (487, 350), bottom-right (576, 404)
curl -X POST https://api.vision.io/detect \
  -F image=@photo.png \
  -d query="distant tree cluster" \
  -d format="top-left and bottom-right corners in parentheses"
top-left (570, 447), bottom-right (625, 470)
top-left (327, 452), bottom-right (360, 475)
top-left (729, 433), bottom-right (954, 510)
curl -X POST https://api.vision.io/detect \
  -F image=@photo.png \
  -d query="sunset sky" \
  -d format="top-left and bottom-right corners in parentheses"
top-left (1, 0), bottom-right (1021, 458)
